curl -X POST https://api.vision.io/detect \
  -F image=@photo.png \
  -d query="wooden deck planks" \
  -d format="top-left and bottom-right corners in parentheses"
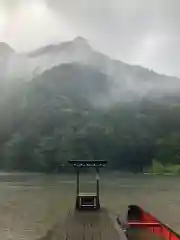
top-left (40, 208), bottom-right (127, 240)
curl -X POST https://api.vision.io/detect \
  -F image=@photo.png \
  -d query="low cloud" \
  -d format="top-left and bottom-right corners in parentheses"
top-left (1, 0), bottom-right (180, 76)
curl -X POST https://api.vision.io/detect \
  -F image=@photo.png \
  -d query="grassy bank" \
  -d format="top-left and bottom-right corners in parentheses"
top-left (144, 160), bottom-right (180, 175)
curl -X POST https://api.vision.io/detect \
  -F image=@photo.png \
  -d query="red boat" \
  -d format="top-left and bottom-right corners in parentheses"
top-left (117, 205), bottom-right (180, 240)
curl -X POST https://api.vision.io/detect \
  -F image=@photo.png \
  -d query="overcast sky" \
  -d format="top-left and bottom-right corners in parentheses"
top-left (0, 0), bottom-right (180, 77)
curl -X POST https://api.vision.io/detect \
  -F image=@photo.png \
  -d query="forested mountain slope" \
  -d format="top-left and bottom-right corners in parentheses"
top-left (1, 38), bottom-right (180, 173)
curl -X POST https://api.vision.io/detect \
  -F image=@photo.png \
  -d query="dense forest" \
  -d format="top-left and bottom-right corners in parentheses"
top-left (1, 63), bottom-right (180, 173)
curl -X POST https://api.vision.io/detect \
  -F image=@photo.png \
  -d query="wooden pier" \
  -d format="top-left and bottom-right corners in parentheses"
top-left (40, 161), bottom-right (127, 240)
top-left (41, 208), bottom-right (127, 240)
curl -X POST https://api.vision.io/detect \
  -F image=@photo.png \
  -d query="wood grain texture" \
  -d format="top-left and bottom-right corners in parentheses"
top-left (40, 208), bottom-right (127, 240)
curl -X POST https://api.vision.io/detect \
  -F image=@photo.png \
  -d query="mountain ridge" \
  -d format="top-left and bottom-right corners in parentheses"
top-left (1, 36), bottom-right (179, 79)
top-left (0, 42), bottom-right (15, 57)
top-left (1, 36), bottom-right (180, 101)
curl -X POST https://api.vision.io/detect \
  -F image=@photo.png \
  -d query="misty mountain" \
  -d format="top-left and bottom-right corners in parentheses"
top-left (0, 42), bottom-right (14, 57)
top-left (1, 39), bottom-right (180, 172)
top-left (1, 36), bottom-right (180, 102)
top-left (30, 63), bottom-right (111, 107)
top-left (0, 42), bottom-right (15, 81)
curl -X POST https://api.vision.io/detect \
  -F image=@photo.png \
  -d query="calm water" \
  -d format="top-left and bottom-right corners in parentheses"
top-left (0, 173), bottom-right (179, 239)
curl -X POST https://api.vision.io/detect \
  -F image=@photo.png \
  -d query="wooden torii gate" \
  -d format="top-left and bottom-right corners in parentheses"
top-left (69, 160), bottom-right (107, 210)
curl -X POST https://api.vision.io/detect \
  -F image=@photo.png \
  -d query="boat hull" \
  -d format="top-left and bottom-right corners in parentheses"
top-left (125, 205), bottom-right (180, 240)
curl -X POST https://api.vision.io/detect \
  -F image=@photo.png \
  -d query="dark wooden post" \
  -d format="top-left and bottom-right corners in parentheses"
top-left (96, 167), bottom-right (100, 209)
top-left (96, 167), bottom-right (99, 199)
top-left (76, 167), bottom-right (80, 196)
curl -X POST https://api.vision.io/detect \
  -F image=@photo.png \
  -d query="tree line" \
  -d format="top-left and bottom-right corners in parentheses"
top-left (1, 66), bottom-right (180, 173)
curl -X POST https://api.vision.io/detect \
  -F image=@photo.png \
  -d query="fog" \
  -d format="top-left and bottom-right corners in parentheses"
top-left (0, 0), bottom-right (180, 76)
